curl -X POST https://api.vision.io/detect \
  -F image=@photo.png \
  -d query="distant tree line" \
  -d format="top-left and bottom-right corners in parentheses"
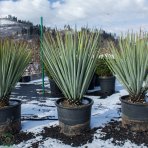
top-left (7, 15), bottom-right (46, 36)
top-left (6, 15), bottom-right (117, 44)
top-left (8, 15), bottom-right (33, 26)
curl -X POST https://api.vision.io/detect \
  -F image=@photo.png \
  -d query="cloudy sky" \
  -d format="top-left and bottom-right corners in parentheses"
top-left (0, 0), bottom-right (148, 33)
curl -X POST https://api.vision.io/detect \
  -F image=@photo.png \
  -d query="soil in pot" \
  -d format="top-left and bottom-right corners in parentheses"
top-left (120, 95), bottom-right (148, 131)
top-left (0, 99), bottom-right (21, 135)
top-left (99, 76), bottom-right (115, 97)
top-left (0, 96), bottom-right (9, 107)
top-left (55, 97), bottom-right (94, 136)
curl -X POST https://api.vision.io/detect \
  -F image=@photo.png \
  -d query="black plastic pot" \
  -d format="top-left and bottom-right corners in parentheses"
top-left (95, 75), bottom-right (100, 87)
top-left (55, 97), bottom-right (94, 136)
top-left (99, 76), bottom-right (115, 97)
top-left (49, 79), bottom-right (62, 95)
top-left (88, 74), bottom-right (96, 90)
top-left (120, 95), bottom-right (148, 131)
top-left (0, 99), bottom-right (21, 135)
top-left (19, 76), bottom-right (31, 82)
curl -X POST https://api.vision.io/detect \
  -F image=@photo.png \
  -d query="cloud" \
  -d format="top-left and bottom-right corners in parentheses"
top-left (0, 0), bottom-right (148, 33)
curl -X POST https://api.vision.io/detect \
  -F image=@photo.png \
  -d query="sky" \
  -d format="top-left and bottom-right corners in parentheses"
top-left (0, 0), bottom-right (148, 34)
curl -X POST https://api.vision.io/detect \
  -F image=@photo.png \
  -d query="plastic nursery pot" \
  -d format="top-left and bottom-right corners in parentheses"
top-left (55, 97), bottom-right (94, 136)
top-left (49, 79), bottom-right (63, 96)
top-left (20, 76), bottom-right (31, 82)
top-left (0, 99), bottom-right (21, 135)
top-left (99, 76), bottom-right (115, 97)
top-left (95, 74), bottom-right (100, 87)
top-left (88, 74), bottom-right (96, 90)
top-left (120, 95), bottom-right (148, 131)
top-left (19, 77), bottom-right (23, 82)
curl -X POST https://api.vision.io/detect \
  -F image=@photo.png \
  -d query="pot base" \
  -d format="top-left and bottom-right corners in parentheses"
top-left (99, 76), bottom-right (115, 97)
top-left (59, 121), bottom-right (90, 136)
top-left (120, 95), bottom-right (148, 132)
top-left (0, 119), bottom-right (21, 135)
top-left (122, 115), bottom-right (148, 131)
top-left (0, 100), bottom-right (21, 135)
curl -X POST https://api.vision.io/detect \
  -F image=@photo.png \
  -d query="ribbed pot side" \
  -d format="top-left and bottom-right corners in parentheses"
top-left (95, 74), bottom-right (100, 87)
top-left (0, 99), bottom-right (21, 135)
top-left (55, 97), bottom-right (94, 136)
top-left (120, 95), bottom-right (148, 131)
top-left (99, 76), bottom-right (115, 96)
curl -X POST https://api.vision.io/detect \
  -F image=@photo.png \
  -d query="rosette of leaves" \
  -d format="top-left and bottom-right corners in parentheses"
top-left (107, 32), bottom-right (148, 103)
top-left (0, 39), bottom-right (31, 107)
top-left (42, 29), bottom-right (100, 104)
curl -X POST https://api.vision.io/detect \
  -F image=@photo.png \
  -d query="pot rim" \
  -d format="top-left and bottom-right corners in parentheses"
top-left (0, 99), bottom-right (21, 111)
top-left (55, 97), bottom-right (94, 110)
top-left (120, 95), bottom-right (148, 106)
top-left (99, 75), bottom-right (115, 79)
top-left (22, 75), bottom-right (31, 77)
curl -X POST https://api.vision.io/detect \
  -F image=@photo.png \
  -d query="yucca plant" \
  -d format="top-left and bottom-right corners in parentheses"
top-left (0, 39), bottom-right (31, 107)
top-left (42, 29), bottom-right (100, 104)
top-left (107, 32), bottom-right (148, 103)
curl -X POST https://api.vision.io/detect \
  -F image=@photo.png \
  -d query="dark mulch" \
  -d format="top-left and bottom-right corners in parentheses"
top-left (39, 126), bottom-right (99, 147)
top-left (3, 119), bottom-right (148, 147)
top-left (99, 119), bottom-right (148, 147)
top-left (0, 131), bottom-right (35, 146)
top-left (0, 131), bottom-right (44, 148)
top-left (31, 141), bottom-right (40, 148)
top-left (0, 126), bottom-right (99, 147)
top-left (14, 132), bottom-right (35, 144)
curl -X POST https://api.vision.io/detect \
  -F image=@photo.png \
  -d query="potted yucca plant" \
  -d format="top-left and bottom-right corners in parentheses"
top-left (107, 32), bottom-right (148, 131)
top-left (96, 57), bottom-right (115, 97)
top-left (42, 29), bottom-right (100, 135)
top-left (0, 39), bottom-right (31, 134)
top-left (44, 65), bottom-right (62, 96)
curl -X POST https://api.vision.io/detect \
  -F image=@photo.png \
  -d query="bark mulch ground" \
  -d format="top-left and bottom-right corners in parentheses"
top-left (99, 119), bottom-right (148, 147)
top-left (0, 131), bottom-right (35, 146)
top-left (1, 119), bottom-right (148, 147)
top-left (0, 126), bottom-right (99, 147)
top-left (39, 126), bottom-right (99, 147)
